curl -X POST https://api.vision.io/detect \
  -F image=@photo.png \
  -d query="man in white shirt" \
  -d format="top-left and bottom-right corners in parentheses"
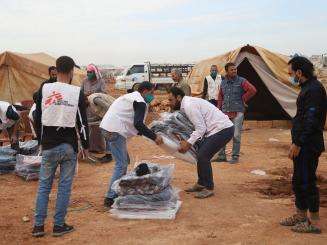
top-left (0, 101), bottom-right (21, 148)
top-left (168, 87), bottom-right (234, 199)
top-left (100, 81), bottom-right (163, 208)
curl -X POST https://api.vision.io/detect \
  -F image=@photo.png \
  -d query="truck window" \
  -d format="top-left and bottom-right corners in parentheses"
top-left (128, 65), bottom-right (144, 75)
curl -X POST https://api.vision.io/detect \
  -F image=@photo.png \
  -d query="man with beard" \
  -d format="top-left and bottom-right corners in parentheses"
top-left (280, 56), bottom-right (326, 234)
top-left (168, 87), bottom-right (234, 199)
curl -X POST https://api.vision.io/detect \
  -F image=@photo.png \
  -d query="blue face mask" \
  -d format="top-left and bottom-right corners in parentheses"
top-left (144, 94), bottom-right (154, 104)
top-left (290, 76), bottom-right (300, 86)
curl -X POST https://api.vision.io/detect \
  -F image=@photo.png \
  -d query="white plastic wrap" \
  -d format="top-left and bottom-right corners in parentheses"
top-left (15, 154), bottom-right (41, 181)
top-left (158, 134), bottom-right (197, 164)
top-left (112, 163), bottom-right (174, 196)
top-left (150, 112), bottom-right (198, 164)
top-left (110, 201), bottom-right (182, 220)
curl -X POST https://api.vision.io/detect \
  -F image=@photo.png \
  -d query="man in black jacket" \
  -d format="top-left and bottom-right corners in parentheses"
top-left (32, 56), bottom-right (89, 238)
top-left (280, 56), bottom-right (326, 234)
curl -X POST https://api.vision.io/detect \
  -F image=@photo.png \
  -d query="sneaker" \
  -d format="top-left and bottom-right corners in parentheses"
top-left (195, 189), bottom-right (214, 199)
top-left (32, 225), bottom-right (45, 237)
top-left (229, 158), bottom-right (239, 164)
top-left (98, 154), bottom-right (113, 163)
top-left (52, 223), bottom-right (74, 237)
top-left (185, 183), bottom-right (205, 193)
top-left (104, 197), bottom-right (115, 208)
top-left (291, 220), bottom-right (321, 234)
top-left (280, 214), bottom-right (307, 226)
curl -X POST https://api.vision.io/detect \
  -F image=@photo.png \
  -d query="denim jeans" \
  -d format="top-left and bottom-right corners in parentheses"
top-left (34, 143), bottom-right (77, 226)
top-left (219, 112), bottom-right (244, 159)
top-left (102, 130), bottom-right (129, 199)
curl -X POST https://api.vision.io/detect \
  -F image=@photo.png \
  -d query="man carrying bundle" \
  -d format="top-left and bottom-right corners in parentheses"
top-left (168, 87), bottom-right (234, 199)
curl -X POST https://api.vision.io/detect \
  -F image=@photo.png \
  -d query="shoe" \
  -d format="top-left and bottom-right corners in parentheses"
top-left (195, 189), bottom-right (214, 199)
top-left (32, 225), bottom-right (45, 237)
top-left (280, 214), bottom-right (307, 226)
top-left (291, 220), bottom-right (321, 234)
top-left (229, 158), bottom-right (239, 164)
top-left (185, 183), bottom-right (205, 193)
top-left (212, 157), bottom-right (227, 162)
top-left (104, 197), bottom-right (115, 208)
top-left (53, 223), bottom-right (75, 237)
top-left (98, 154), bottom-right (113, 163)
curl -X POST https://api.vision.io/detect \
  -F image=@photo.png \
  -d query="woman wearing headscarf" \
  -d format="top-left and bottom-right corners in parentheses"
top-left (81, 64), bottom-right (112, 162)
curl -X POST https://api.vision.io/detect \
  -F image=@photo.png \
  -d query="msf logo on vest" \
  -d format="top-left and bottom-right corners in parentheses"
top-left (45, 91), bottom-right (74, 108)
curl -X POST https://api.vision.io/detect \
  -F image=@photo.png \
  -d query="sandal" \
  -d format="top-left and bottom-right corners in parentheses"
top-left (291, 221), bottom-right (322, 234)
top-left (280, 214), bottom-right (307, 226)
top-left (195, 189), bottom-right (214, 199)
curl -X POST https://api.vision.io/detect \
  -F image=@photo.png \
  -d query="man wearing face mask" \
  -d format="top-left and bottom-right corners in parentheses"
top-left (100, 81), bottom-right (163, 208)
top-left (202, 65), bottom-right (222, 106)
top-left (280, 56), bottom-right (326, 234)
top-left (168, 87), bottom-right (234, 199)
top-left (33, 56), bottom-right (89, 237)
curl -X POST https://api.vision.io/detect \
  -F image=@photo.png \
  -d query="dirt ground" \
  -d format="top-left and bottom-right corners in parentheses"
top-left (1, 128), bottom-right (327, 245)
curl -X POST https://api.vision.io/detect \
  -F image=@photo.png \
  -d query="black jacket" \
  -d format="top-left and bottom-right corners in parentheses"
top-left (292, 78), bottom-right (327, 153)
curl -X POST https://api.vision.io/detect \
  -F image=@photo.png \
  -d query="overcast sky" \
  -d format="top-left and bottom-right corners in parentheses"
top-left (1, 0), bottom-right (326, 66)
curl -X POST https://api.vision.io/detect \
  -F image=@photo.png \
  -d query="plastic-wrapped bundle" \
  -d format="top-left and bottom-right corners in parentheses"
top-left (110, 163), bottom-right (181, 220)
top-left (0, 146), bottom-right (17, 156)
top-left (19, 140), bottom-right (39, 155)
top-left (113, 186), bottom-right (179, 211)
top-left (15, 154), bottom-right (41, 181)
top-left (150, 112), bottom-right (199, 164)
top-left (0, 155), bottom-right (16, 174)
top-left (112, 163), bottom-right (174, 196)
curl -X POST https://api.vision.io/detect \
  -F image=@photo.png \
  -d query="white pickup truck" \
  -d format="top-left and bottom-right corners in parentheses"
top-left (115, 62), bottom-right (194, 91)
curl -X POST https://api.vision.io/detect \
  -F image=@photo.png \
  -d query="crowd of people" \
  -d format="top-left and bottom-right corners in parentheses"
top-left (0, 55), bottom-right (326, 237)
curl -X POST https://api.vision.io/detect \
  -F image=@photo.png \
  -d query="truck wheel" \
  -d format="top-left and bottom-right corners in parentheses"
top-left (132, 83), bottom-right (141, 91)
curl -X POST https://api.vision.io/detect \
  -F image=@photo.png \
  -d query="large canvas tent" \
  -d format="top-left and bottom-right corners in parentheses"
top-left (0, 51), bottom-right (86, 103)
top-left (188, 45), bottom-right (298, 120)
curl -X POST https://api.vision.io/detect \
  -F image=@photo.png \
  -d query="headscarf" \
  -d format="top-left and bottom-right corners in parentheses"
top-left (86, 64), bottom-right (102, 80)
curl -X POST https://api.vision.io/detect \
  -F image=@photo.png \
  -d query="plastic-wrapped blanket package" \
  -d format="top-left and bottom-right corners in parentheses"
top-left (113, 186), bottom-right (179, 211)
top-left (150, 112), bottom-right (199, 164)
top-left (0, 146), bottom-right (17, 174)
top-left (112, 163), bottom-right (174, 196)
top-left (0, 146), bottom-right (17, 156)
top-left (15, 155), bottom-right (42, 181)
top-left (0, 140), bottom-right (39, 175)
top-left (0, 155), bottom-right (16, 174)
top-left (110, 163), bottom-right (181, 220)
top-left (19, 140), bottom-right (39, 155)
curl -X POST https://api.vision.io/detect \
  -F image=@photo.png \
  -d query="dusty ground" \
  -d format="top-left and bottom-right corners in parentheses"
top-left (1, 128), bottom-right (327, 245)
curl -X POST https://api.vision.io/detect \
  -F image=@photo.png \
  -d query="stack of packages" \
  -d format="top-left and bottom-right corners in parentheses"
top-left (110, 163), bottom-right (181, 220)
top-left (0, 147), bottom-right (17, 174)
top-left (15, 140), bottom-right (41, 181)
top-left (150, 111), bottom-right (200, 164)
